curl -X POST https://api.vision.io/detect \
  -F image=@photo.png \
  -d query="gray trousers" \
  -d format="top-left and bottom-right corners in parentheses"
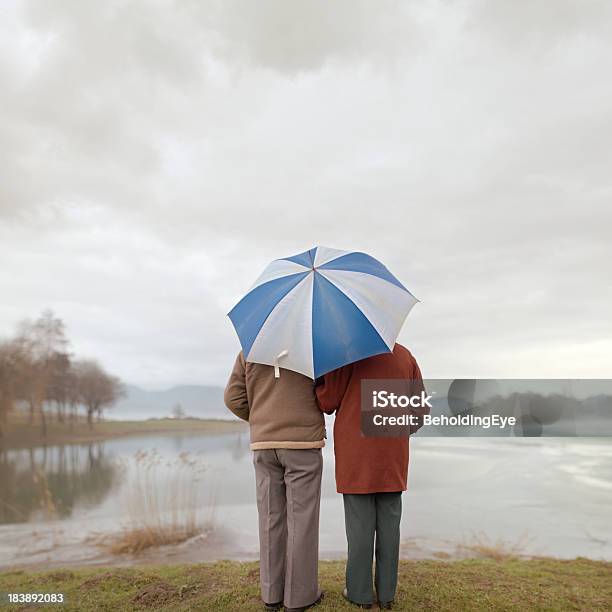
top-left (343, 492), bottom-right (402, 605)
top-left (253, 448), bottom-right (323, 609)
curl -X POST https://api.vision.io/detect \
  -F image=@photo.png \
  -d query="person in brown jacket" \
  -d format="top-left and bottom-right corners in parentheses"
top-left (316, 344), bottom-right (427, 610)
top-left (224, 351), bottom-right (325, 612)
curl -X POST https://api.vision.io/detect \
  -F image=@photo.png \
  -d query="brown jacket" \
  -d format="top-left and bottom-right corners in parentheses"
top-left (316, 344), bottom-right (426, 494)
top-left (224, 352), bottom-right (326, 450)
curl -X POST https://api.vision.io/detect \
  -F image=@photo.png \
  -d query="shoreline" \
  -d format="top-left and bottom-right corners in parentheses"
top-left (0, 417), bottom-right (248, 451)
top-left (4, 520), bottom-right (610, 573)
top-left (1, 559), bottom-right (610, 611)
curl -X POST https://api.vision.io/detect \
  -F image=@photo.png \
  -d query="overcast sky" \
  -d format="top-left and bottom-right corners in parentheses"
top-left (1, 0), bottom-right (611, 389)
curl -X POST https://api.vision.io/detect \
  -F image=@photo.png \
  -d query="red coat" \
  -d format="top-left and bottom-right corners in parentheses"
top-left (316, 344), bottom-right (425, 494)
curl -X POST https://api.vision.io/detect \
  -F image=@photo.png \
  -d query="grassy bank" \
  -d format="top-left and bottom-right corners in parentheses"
top-left (1, 559), bottom-right (611, 611)
top-left (1, 416), bottom-right (247, 450)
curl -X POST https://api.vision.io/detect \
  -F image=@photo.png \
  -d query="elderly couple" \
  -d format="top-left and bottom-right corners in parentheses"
top-left (224, 343), bottom-right (426, 611)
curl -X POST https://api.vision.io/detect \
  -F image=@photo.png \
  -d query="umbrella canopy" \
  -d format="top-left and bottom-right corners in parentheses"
top-left (228, 246), bottom-right (418, 379)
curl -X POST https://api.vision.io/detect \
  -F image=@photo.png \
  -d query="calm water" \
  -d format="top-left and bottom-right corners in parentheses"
top-left (1, 428), bottom-right (611, 568)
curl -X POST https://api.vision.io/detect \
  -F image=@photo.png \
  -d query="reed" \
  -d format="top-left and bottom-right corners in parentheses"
top-left (105, 449), bottom-right (209, 555)
top-left (458, 531), bottom-right (530, 561)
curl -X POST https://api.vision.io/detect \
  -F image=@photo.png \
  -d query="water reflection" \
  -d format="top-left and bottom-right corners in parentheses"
top-left (0, 432), bottom-right (610, 567)
top-left (0, 432), bottom-right (252, 527)
top-left (0, 443), bottom-right (119, 524)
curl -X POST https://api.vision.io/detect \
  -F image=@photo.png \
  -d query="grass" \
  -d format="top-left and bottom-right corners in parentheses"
top-left (1, 415), bottom-right (247, 450)
top-left (0, 559), bottom-right (611, 611)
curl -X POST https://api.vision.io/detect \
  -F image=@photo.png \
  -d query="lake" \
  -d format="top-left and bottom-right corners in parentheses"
top-left (1, 427), bottom-right (611, 569)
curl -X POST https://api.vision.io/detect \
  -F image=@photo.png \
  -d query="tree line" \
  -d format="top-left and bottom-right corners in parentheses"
top-left (0, 310), bottom-right (125, 439)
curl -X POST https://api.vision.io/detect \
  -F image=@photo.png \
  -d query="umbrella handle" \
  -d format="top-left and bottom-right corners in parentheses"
top-left (274, 350), bottom-right (289, 378)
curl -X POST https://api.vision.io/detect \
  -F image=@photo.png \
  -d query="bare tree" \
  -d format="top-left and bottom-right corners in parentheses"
top-left (171, 403), bottom-right (186, 419)
top-left (0, 340), bottom-right (25, 439)
top-left (16, 310), bottom-right (69, 436)
top-left (47, 352), bottom-right (72, 423)
top-left (1, 311), bottom-right (127, 437)
top-left (65, 366), bottom-right (81, 427)
top-left (74, 359), bottom-right (125, 428)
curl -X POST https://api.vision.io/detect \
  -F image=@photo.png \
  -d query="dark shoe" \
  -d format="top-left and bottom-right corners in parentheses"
top-left (342, 588), bottom-right (372, 609)
top-left (284, 591), bottom-right (324, 612)
top-left (378, 602), bottom-right (394, 610)
top-left (264, 602), bottom-right (283, 611)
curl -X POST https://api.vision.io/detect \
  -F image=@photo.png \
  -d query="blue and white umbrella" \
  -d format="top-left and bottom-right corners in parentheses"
top-left (228, 246), bottom-right (418, 379)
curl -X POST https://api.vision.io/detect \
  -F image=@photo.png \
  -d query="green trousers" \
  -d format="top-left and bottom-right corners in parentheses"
top-left (343, 492), bottom-right (402, 605)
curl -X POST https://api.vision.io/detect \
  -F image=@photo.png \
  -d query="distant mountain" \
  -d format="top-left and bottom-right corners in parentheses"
top-left (109, 384), bottom-right (228, 421)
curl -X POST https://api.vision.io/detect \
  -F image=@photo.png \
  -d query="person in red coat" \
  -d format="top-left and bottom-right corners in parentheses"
top-left (316, 344), bottom-right (427, 609)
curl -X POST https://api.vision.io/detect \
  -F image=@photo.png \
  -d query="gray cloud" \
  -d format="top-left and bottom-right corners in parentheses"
top-left (185, 0), bottom-right (422, 73)
top-left (1, 0), bottom-right (611, 387)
